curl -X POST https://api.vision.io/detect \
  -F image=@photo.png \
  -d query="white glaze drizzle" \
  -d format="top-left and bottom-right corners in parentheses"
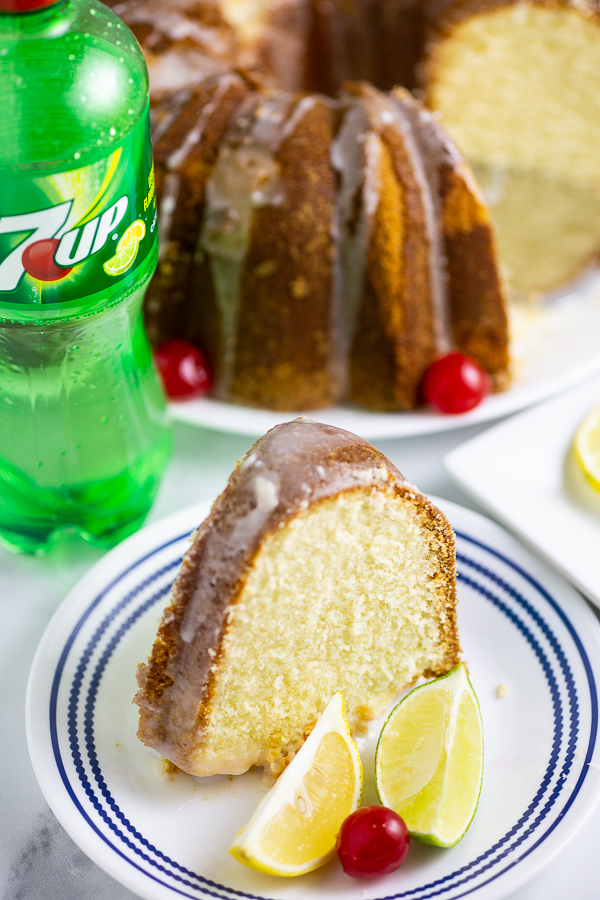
top-left (331, 100), bottom-right (380, 372)
top-left (179, 472), bottom-right (280, 643)
top-left (388, 92), bottom-right (455, 355)
top-left (386, 93), bottom-right (452, 356)
top-left (114, 0), bottom-right (230, 49)
top-left (241, 451), bottom-right (258, 469)
top-left (276, 95), bottom-right (317, 148)
top-left (147, 48), bottom-right (231, 94)
top-left (167, 73), bottom-right (239, 171)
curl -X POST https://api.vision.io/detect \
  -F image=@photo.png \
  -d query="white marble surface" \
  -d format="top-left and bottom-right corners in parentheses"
top-left (2, 415), bottom-right (600, 900)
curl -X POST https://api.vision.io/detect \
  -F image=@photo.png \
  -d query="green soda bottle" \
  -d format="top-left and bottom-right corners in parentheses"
top-left (0, 0), bottom-right (171, 554)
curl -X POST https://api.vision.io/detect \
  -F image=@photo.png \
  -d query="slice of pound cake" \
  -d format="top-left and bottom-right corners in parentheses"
top-left (134, 420), bottom-right (460, 777)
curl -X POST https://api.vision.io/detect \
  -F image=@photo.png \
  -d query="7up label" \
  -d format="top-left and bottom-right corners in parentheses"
top-left (0, 112), bottom-right (156, 309)
top-left (0, 195), bottom-right (129, 290)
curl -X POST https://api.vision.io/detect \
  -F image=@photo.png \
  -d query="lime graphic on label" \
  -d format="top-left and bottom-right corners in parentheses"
top-left (103, 219), bottom-right (145, 276)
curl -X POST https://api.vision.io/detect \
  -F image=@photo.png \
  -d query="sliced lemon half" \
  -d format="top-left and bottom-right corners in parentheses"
top-left (375, 663), bottom-right (483, 848)
top-left (573, 403), bottom-right (600, 493)
top-left (229, 692), bottom-right (362, 877)
top-left (103, 219), bottom-right (146, 276)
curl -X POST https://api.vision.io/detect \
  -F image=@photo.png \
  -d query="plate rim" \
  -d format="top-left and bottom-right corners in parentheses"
top-left (25, 497), bottom-right (600, 900)
top-left (167, 281), bottom-right (600, 439)
top-left (168, 356), bottom-right (600, 440)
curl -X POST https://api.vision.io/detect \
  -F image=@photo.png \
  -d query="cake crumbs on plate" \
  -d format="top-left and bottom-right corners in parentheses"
top-left (497, 682), bottom-right (510, 699)
top-left (159, 757), bottom-right (181, 777)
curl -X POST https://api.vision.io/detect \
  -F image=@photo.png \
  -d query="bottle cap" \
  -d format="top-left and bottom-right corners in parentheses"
top-left (0, 0), bottom-right (60, 9)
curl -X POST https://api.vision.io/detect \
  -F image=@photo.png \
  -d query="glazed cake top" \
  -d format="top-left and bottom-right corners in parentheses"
top-left (178, 417), bottom-right (412, 644)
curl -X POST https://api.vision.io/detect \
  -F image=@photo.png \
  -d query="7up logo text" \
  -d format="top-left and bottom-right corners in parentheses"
top-left (0, 195), bottom-right (128, 291)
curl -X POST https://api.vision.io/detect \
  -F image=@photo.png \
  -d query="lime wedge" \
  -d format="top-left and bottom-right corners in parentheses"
top-left (229, 692), bottom-right (363, 876)
top-left (103, 219), bottom-right (146, 276)
top-left (573, 403), bottom-right (600, 493)
top-left (375, 663), bottom-right (483, 847)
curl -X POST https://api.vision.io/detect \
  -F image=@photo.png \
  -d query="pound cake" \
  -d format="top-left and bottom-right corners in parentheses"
top-left (135, 419), bottom-right (459, 777)
top-left (107, 0), bottom-right (600, 297)
top-left (144, 73), bottom-right (509, 411)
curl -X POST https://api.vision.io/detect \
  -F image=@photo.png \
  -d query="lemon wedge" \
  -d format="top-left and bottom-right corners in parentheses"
top-left (573, 403), bottom-right (600, 493)
top-left (375, 663), bottom-right (483, 848)
top-left (229, 692), bottom-right (362, 876)
top-left (103, 219), bottom-right (146, 276)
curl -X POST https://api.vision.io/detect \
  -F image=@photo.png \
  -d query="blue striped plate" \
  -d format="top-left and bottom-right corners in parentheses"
top-left (26, 497), bottom-right (600, 900)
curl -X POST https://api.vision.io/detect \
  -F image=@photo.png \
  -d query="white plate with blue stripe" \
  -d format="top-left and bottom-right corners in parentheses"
top-left (26, 497), bottom-right (600, 900)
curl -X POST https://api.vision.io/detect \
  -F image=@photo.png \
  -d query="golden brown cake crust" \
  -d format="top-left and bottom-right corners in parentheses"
top-left (135, 420), bottom-right (459, 769)
top-left (440, 163), bottom-right (510, 389)
top-left (344, 82), bottom-right (437, 411)
top-left (227, 97), bottom-right (342, 409)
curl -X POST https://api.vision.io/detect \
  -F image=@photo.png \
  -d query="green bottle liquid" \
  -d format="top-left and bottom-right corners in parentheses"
top-left (0, 0), bottom-right (171, 554)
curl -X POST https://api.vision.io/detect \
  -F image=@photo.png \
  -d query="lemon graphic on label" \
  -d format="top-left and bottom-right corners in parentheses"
top-left (103, 219), bottom-right (146, 276)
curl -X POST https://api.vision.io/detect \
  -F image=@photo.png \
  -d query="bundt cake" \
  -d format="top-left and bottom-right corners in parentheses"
top-left (108, 0), bottom-right (600, 299)
top-left (135, 419), bottom-right (460, 777)
top-left (144, 72), bottom-right (509, 410)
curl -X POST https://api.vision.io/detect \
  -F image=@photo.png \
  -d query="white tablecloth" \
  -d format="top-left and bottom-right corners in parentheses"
top-left (2, 417), bottom-right (599, 899)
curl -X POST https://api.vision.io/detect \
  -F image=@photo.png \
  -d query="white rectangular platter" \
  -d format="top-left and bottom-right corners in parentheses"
top-left (444, 371), bottom-right (600, 608)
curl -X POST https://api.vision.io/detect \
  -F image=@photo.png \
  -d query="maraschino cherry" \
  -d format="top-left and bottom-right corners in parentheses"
top-left (421, 352), bottom-right (491, 414)
top-left (336, 805), bottom-right (410, 879)
top-left (154, 339), bottom-right (213, 399)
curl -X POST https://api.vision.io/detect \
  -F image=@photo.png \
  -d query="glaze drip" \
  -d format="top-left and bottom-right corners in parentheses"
top-left (332, 100), bottom-right (379, 373)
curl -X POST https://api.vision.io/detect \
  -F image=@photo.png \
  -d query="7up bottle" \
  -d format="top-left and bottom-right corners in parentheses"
top-left (0, 0), bottom-right (171, 554)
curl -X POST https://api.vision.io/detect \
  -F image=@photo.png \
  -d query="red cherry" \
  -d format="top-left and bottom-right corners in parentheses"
top-left (336, 805), bottom-right (410, 879)
top-left (22, 239), bottom-right (73, 282)
top-left (154, 339), bottom-right (213, 399)
top-left (421, 352), bottom-right (491, 414)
